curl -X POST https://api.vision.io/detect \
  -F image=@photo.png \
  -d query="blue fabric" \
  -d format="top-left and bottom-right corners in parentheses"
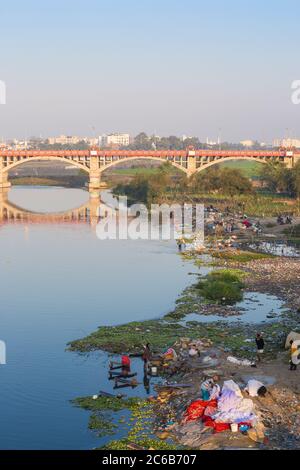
top-left (201, 389), bottom-right (210, 401)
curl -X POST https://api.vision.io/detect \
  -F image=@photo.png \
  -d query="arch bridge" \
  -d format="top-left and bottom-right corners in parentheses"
top-left (0, 148), bottom-right (299, 192)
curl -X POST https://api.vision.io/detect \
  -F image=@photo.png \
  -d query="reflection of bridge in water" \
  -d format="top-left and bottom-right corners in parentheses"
top-left (0, 190), bottom-right (102, 228)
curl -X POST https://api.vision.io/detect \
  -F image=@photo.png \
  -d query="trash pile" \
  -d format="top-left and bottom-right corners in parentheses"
top-left (184, 379), bottom-right (262, 437)
top-left (176, 204), bottom-right (266, 253)
top-left (149, 337), bottom-right (275, 449)
top-left (101, 332), bottom-right (300, 449)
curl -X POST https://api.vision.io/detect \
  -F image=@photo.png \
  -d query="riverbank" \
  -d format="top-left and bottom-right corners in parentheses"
top-left (69, 245), bottom-right (300, 449)
top-left (68, 246), bottom-right (299, 357)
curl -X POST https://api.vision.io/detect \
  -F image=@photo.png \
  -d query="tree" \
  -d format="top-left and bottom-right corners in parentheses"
top-left (260, 162), bottom-right (294, 195)
top-left (291, 161), bottom-right (300, 198)
top-left (132, 132), bottom-right (152, 150)
top-left (191, 167), bottom-right (253, 196)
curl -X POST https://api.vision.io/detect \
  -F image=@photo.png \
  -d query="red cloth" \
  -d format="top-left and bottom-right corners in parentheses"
top-left (242, 220), bottom-right (251, 227)
top-left (185, 399), bottom-right (217, 422)
top-left (203, 405), bottom-right (217, 417)
top-left (121, 355), bottom-right (131, 368)
top-left (202, 416), bottom-right (230, 433)
top-left (214, 422), bottom-right (231, 433)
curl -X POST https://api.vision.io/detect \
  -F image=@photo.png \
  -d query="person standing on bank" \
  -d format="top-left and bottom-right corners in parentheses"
top-left (255, 333), bottom-right (264, 363)
top-left (289, 340), bottom-right (298, 371)
top-left (142, 343), bottom-right (151, 371)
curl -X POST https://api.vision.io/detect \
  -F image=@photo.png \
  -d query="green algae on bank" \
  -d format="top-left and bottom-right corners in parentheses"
top-left (72, 394), bottom-right (168, 449)
top-left (72, 395), bottom-right (150, 439)
top-left (211, 250), bottom-right (273, 263)
top-left (68, 249), bottom-right (293, 357)
top-left (100, 437), bottom-right (179, 451)
top-left (72, 395), bottom-right (145, 412)
top-left (68, 320), bottom-right (190, 354)
top-left (68, 315), bottom-right (291, 359)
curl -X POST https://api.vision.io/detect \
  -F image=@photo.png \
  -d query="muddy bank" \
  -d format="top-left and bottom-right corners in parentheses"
top-left (68, 251), bottom-right (298, 359)
top-left (149, 342), bottom-right (300, 450)
top-left (69, 249), bottom-right (300, 449)
top-left (243, 258), bottom-right (300, 312)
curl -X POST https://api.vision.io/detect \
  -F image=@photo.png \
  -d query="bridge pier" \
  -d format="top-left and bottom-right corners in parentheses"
top-left (88, 150), bottom-right (107, 196)
top-left (0, 161), bottom-right (11, 190)
top-left (187, 149), bottom-right (197, 177)
top-left (0, 187), bottom-right (8, 222)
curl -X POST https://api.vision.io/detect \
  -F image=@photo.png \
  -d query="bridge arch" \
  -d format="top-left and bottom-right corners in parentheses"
top-left (99, 156), bottom-right (189, 175)
top-left (194, 156), bottom-right (269, 175)
top-left (3, 156), bottom-right (90, 174)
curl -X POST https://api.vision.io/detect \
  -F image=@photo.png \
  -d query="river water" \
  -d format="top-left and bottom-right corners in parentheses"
top-left (0, 186), bottom-right (287, 449)
top-left (0, 186), bottom-right (195, 449)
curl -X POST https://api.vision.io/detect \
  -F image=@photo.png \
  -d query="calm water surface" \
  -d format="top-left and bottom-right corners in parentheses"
top-left (0, 186), bottom-right (194, 449)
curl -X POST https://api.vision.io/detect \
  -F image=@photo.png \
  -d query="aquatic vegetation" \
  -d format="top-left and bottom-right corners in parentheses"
top-left (99, 398), bottom-right (180, 450)
top-left (68, 320), bottom-right (190, 354)
top-left (196, 269), bottom-right (245, 304)
top-left (88, 414), bottom-right (117, 437)
top-left (208, 269), bottom-right (246, 286)
top-left (197, 279), bottom-right (243, 304)
top-left (212, 250), bottom-right (272, 263)
top-left (72, 395), bottom-right (145, 412)
top-left (100, 437), bottom-right (179, 451)
top-left (72, 396), bottom-right (150, 439)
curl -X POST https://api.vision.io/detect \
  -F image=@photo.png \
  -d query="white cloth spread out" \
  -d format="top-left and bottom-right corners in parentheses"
top-left (244, 379), bottom-right (264, 397)
top-left (213, 380), bottom-right (256, 424)
top-left (223, 380), bottom-right (243, 398)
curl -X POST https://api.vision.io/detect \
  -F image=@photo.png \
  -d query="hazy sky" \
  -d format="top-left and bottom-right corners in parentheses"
top-left (0, 0), bottom-right (300, 142)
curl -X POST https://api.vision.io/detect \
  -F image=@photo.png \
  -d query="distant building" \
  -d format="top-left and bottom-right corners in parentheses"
top-left (273, 138), bottom-right (300, 149)
top-left (48, 135), bottom-right (82, 146)
top-left (11, 139), bottom-right (28, 150)
top-left (206, 137), bottom-right (217, 146)
top-left (85, 137), bottom-right (99, 147)
top-left (100, 133), bottom-right (130, 148)
top-left (240, 140), bottom-right (255, 147)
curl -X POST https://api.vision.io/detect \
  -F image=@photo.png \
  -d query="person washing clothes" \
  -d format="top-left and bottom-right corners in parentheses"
top-left (142, 343), bottom-right (151, 371)
top-left (200, 376), bottom-right (220, 401)
top-left (244, 379), bottom-right (267, 397)
top-left (255, 333), bottom-right (264, 363)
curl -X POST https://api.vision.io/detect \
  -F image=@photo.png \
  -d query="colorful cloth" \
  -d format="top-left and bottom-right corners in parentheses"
top-left (185, 399), bottom-right (217, 421)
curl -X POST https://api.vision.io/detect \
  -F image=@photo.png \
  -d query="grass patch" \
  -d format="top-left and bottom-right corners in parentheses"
top-left (10, 174), bottom-right (87, 188)
top-left (212, 250), bottom-right (272, 263)
top-left (197, 280), bottom-right (243, 304)
top-left (220, 160), bottom-right (262, 179)
top-left (196, 269), bottom-right (244, 304)
top-left (208, 269), bottom-right (246, 286)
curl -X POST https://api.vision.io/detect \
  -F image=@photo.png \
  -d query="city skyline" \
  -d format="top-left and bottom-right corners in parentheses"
top-left (1, 0), bottom-right (300, 141)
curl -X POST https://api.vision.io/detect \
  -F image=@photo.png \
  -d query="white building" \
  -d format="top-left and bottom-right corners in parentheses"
top-left (48, 135), bottom-right (82, 145)
top-left (240, 140), bottom-right (255, 147)
top-left (100, 133), bottom-right (130, 148)
top-left (273, 138), bottom-right (300, 149)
